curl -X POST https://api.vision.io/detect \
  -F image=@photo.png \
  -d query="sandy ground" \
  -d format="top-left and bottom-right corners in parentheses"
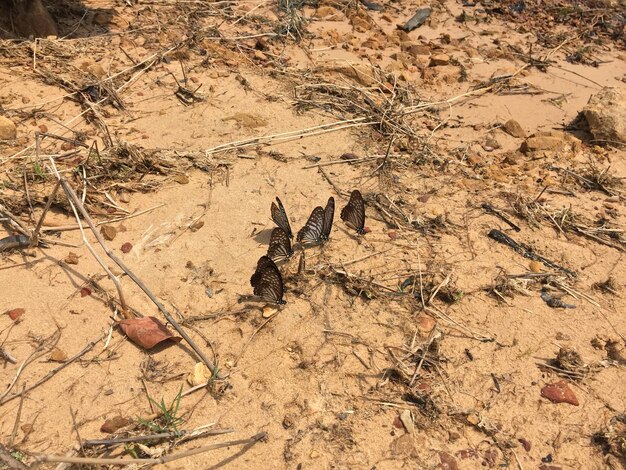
top-left (1, 0), bottom-right (626, 468)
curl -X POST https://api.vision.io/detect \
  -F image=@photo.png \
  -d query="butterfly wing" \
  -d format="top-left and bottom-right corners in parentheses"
top-left (322, 197), bottom-right (335, 240)
top-left (271, 197), bottom-right (293, 239)
top-left (267, 227), bottom-right (293, 263)
top-left (297, 206), bottom-right (325, 245)
top-left (341, 190), bottom-right (366, 234)
top-left (251, 256), bottom-right (285, 304)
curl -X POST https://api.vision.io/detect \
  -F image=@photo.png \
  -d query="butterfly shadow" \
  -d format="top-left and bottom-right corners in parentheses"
top-left (252, 228), bottom-right (273, 245)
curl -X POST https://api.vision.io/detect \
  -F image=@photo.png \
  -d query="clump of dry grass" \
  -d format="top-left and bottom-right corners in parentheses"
top-left (593, 414), bottom-right (626, 467)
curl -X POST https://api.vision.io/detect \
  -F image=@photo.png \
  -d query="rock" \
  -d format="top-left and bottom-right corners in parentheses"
top-left (439, 451), bottom-right (459, 470)
top-left (404, 44), bottom-right (431, 56)
top-left (49, 348), bottom-right (67, 362)
top-left (101, 225), bottom-right (117, 241)
top-left (5, 308), bottom-right (25, 321)
top-left (390, 434), bottom-right (417, 457)
top-left (314, 6), bottom-right (342, 19)
top-left (520, 133), bottom-right (567, 153)
top-left (583, 87), bottom-right (626, 144)
top-left (529, 260), bottom-right (542, 273)
top-left (416, 314), bottom-right (436, 335)
top-left (65, 252), bottom-right (79, 265)
top-left (399, 409), bottom-right (414, 434)
top-left (429, 54), bottom-right (450, 66)
top-left (483, 137), bottom-right (501, 151)
top-left (187, 362), bottom-right (211, 386)
top-left (254, 50), bottom-right (268, 61)
top-left (541, 381), bottom-right (579, 406)
top-left (0, 116), bottom-right (17, 140)
top-left (503, 119), bottom-right (527, 138)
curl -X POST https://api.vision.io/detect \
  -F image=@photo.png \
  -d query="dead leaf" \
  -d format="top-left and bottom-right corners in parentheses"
top-left (49, 348), bottom-right (67, 362)
top-left (190, 220), bottom-right (204, 232)
top-left (117, 316), bottom-right (182, 349)
top-left (121, 242), bottom-right (133, 253)
top-left (100, 416), bottom-right (132, 433)
top-left (5, 308), bottom-right (25, 321)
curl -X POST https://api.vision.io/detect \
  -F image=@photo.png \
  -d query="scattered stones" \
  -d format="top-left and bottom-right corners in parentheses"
top-left (399, 409), bottom-right (415, 434)
top-left (429, 54), bottom-right (450, 66)
top-left (49, 348), bottom-right (67, 362)
top-left (541, 380), bottom-right (579, 405)
top-left (583, 87), bottom-right (626, 144)
top-left (101, 225), bottom-right (117, 241)
top-left (5, 308), bottom-right (25, 321)
top-left (262, 306), bottom-right (278, 318)
top-left (520, 132), bottom-right (569, 153)
top-left (399, 7), bottom-right (432, 32)
top-left (187, 362), bottom-right (211, 386)
top-left (314, 6), bottom-right (342, 19)
top-left (173, 174), bottom-right (190, 184)
top-left (0, 116), bottom-right (17, 140)
top-left (439, 451), bottom-right (459, 470)
top-left (390, 433), bottom-right (417, 457)
top-left (417, 314), bottom-right (436, 335)
top-left (503, 119), bottom-right (527, 138)
top-left (65, 252), bottom-right (80, 265)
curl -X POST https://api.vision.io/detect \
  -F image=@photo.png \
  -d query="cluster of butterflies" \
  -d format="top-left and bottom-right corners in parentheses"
top-left (248, 190), bottom-right (367, 305)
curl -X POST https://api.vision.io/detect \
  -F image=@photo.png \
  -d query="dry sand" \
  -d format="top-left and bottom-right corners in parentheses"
top-left (1, 0), bottom-right (625, 468)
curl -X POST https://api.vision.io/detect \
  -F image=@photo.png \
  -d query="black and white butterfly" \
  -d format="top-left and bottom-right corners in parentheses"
top-left (250, 256), bottom-right (286, 304)
top-left (340, 190), bottom-right (366, 235)
top-left (271, 197), bottom-right (293, 239)
top-left (297, 197), bottom-right (335, 245)
top-left (267, 227), bottom-right (293, 263)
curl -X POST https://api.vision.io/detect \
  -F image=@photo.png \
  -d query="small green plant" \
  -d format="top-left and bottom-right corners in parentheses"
top-left (32, 161), bottom-right (47, 180)
top-left (11, 450), bottom-right (25, 462)
top-left (138, 385), bottom-right (184, 434)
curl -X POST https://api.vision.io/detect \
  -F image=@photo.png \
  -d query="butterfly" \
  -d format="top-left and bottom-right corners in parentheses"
top-left (271, 197), bottom-right (293, 239)
top-left (340, 190), bottom-right (366, 234)
top-left (267, 227), bottom-right (293, 263)
top-left (250, 256), bottom-right (286, 304)
top-left (297, 197), bottom-right (335, 245)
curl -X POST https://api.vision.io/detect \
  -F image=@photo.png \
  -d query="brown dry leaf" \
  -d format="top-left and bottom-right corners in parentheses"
top-left (49, 348), bottom-right (68, 362)
top-left (190, 220), bottom-right (204, 232)
top-left (5, 308), bottom-right (25, 321)
top-left (117, 316), bottom-right (182, 349)
top-left (100, 416), bottom-right (132, 433)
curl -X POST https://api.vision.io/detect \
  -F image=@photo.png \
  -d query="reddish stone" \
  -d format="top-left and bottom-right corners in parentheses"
top-left (541, 381), bottom-right (579, 406)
